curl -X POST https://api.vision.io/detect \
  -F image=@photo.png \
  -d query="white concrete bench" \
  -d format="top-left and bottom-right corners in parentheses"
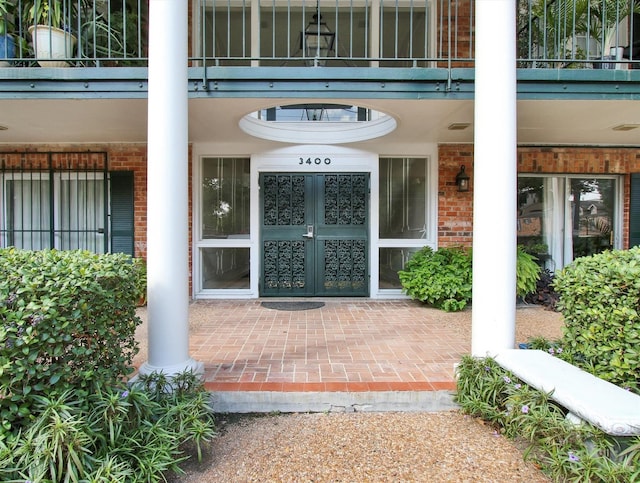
top-left (493, 349), bottom-right (640, 437)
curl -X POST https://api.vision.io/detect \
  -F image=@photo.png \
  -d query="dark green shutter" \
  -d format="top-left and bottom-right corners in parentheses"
top-left (110, 171), bottom-right (135, 256)
top-left (630, 173), bottom-right (640, 248)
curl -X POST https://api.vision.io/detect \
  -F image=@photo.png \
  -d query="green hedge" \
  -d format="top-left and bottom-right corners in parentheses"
top-left (553, 247), bottom-right (640, 393)
top-left (0, 248), bottom-right (143, 435)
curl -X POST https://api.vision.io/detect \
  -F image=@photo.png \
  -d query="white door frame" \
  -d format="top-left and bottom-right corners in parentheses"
top-left (251, 145), bottom-right (379, 297)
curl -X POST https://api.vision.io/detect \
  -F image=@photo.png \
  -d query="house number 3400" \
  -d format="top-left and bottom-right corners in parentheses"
top-left (299, 157), bottom-right (332, 165)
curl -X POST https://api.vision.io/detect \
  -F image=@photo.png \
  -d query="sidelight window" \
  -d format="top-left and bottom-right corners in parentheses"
top-left (378, 157), bottom-right (431, 290)
top-left (198, 157), bottom-right (251, 291)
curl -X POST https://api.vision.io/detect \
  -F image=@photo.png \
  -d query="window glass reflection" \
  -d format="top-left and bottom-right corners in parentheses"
top-left (201, 158), bottom-right (250, 239)
top-left (379, 158), bottom-right (427, 239)
top-left (570, 178), bottom-right (614, 258)
top-left (202, 247), bottom-right (250, 289)
top-left (379, 247), bottom-right (420, 289)
top-left (517, 176), bottom-right (617, 271)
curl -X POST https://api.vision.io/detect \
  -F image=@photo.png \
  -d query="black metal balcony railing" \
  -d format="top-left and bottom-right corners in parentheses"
top-left (0, 0), bottom-right (638, 69)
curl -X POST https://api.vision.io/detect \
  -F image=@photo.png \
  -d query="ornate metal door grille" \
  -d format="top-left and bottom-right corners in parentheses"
top-left (260, 173), bottom-right (369, 296)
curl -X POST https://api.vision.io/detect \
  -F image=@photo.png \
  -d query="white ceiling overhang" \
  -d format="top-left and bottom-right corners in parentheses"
top-left (0, 97), bottom-right (638, 147)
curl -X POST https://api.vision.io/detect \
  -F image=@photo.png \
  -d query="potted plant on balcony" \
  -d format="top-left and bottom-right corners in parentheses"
top-left (0, 0), bottom-right (17, 66)
top-left (580, 0), bottom-right (640, 68)
top-left (24, 0), bottom-right (78, 67)
top-left (523, 0), bottom-right (640, 68)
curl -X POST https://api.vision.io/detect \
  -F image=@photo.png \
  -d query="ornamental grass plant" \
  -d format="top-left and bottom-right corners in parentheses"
top-left (0, 372), bottom-right (216, 482)
top-left (455, 354), bottom-right (640, 482)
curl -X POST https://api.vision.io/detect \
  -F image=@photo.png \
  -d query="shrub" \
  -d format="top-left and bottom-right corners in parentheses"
top-left (0, 248), bottom-right (143, 435)
top-left (399, 246), bottom-right (541, 312)
top-left (524, 268), bottom-right (559, 311)
top-left (133, 257), bottom-right (147, 305)
top-left (553, 247), bottom-right (640, 393)
top-left (398, 246), bottom-right (472, 311)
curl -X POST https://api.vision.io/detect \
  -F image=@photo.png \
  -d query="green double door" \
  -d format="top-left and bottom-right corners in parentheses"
top-left (260, 172), bottom-right (369, 296)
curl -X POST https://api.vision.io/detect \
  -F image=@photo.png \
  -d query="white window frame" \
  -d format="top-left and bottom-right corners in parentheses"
top-left (192, 144), bottom-right (438, 299)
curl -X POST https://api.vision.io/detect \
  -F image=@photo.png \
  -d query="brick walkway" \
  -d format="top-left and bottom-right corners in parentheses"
top-left (177, 299), bottom-right (469, 393)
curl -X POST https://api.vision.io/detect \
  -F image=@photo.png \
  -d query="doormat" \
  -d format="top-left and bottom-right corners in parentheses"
top-left (261, 301), bottom-right (325, 311)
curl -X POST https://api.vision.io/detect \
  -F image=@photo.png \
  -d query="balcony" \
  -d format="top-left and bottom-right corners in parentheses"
top-left (0, 0), bottom-right (638, 70)
top-left (0, 2), bottom-right (639, 147)
top-left (0, 0), bottom-right (640, 69)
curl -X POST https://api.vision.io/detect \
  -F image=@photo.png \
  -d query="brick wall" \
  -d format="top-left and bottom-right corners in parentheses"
top-left (438, 145), bottom-right (474, 247)
top-left (438, 145), bottom-right (640, 249)
top-left (437, 0), bottom-right (475, 67)
top-left (108, 145), bottom-right (148, 259)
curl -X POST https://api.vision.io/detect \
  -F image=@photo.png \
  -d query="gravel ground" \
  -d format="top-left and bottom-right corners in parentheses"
top-left (156, 304), bottom-right (562, 482)
top-left (171, 412), bottom-right (551, 482)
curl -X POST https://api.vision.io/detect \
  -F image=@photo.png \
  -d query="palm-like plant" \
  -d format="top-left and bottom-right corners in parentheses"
top-left (525, 0), bottom-right (640, 62)
top-left (0, 0), bottom-right (15, 35)
top-left (24, 0), bottom-right (66, 28)
top-left (577, 0), bottom-right (640, 53)
top-left (0, 0), bottom-right (18, 62)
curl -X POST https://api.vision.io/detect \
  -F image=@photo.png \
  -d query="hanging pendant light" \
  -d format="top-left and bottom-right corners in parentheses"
top-left (301, 3), bottom-right (335, 66)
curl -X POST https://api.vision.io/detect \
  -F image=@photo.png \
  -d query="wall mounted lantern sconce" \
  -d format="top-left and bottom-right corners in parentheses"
top-left (455, 165), bottom-right (470, 192)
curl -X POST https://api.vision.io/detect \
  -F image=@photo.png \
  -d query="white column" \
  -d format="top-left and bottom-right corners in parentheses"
top-left (471, 0), bottom-right (517, 356)
top-left (369, 0), bottom-right (380, 67)
top-left (251, 0), bottom-right (260, 67)
top-left (139, 0), bottom-right (201, 376)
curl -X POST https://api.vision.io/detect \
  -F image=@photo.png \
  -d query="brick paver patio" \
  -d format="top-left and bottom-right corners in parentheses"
top-left (138, 299), bottom-right (472, 393)
top-left (134, 299), bottom-right (563, 412)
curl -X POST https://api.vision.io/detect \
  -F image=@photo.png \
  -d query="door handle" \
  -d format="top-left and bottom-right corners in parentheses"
top-left (302, 225), bottom-right (314, 239)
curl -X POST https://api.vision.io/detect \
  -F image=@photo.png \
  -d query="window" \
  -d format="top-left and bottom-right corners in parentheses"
top-left (379, 247), bottom-right (420, 289)
top-left (201, 247), bottom-right (250, 289)
top-left (1, 174), bottom-right (50, 250)
top-left (379, 157), bottom-right (427, 239)
top-left (379, 3), bottom-right (430, 66)
top-left (198, 0), bottom-right (432, 66)
top-left (201, 3), bottom-right (251, 65)
top-left (198, 157), bottom-right (251, 292)
top-left (517, 175), bottom-right (620, 271)
top-left (202, 158), bottom-right (250, 238)
top-left (1, 172), bottom-right (107, 253)
top-left (378, 157), bottom-right (430, 290)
